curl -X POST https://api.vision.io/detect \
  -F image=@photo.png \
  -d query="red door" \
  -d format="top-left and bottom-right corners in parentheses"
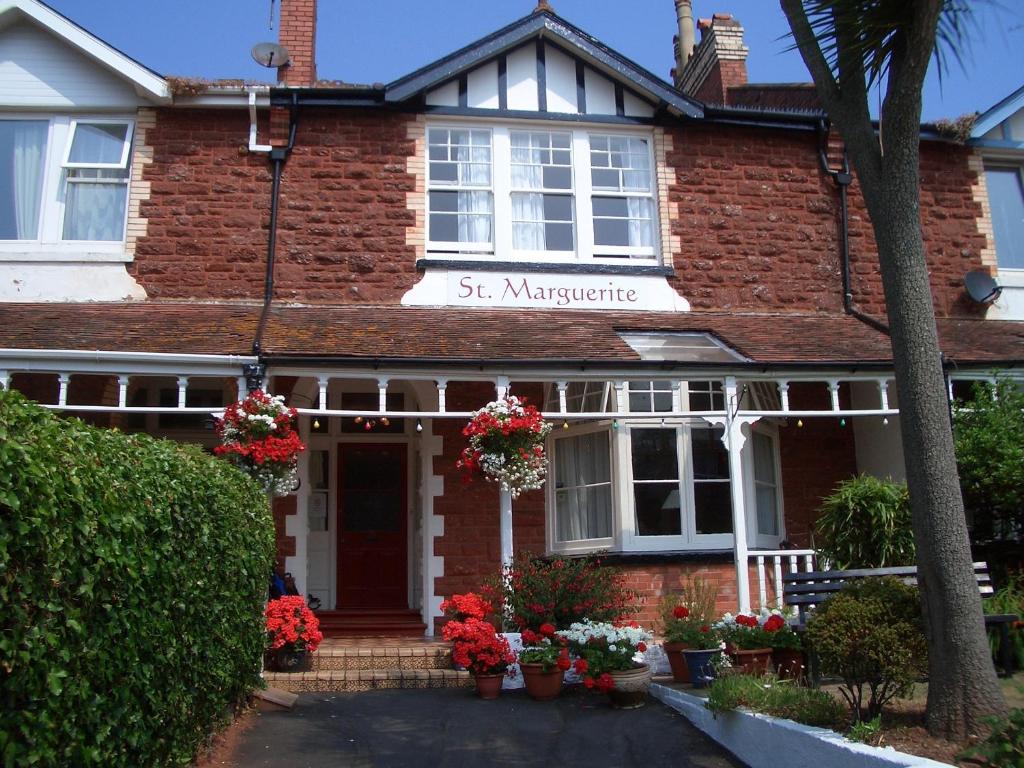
top-left (337, 444), bottom-right (408, 608)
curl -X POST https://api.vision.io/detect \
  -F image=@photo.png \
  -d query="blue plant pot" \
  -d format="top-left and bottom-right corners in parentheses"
top-left (682, 649), bottom-right (720, 688)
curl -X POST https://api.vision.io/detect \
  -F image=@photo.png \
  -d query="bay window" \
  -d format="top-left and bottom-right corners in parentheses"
top-left (0, 117), bottom-right (133, 247)
top-left (426, 123), bottom-right (658, 263)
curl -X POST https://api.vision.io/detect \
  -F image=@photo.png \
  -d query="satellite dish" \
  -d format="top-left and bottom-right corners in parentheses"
top-left (964, 270), bottom-right (1002, 304)
top-left (251, 42), bottom-right (290, 68)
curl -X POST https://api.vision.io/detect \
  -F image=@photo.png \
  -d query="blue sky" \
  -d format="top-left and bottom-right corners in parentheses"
top-left (44, 0), bottom-right (1024, 121)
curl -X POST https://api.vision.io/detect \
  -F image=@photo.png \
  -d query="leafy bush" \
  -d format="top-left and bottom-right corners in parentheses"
top-left (485, 552), bottom-right (637, 631)
top-left (814, 475), bottom-right (915, 569)
top-left (954, 379), bottom-right (1024, 543)
top-left (805, 577), bottom-right (927, 722)
top-left (0, 391), bottom-right (275, 767)
top-left (957, 705), bottom-right (1024, 767)
top-left (705, 673), bottom-right (845, 730)
top-left (983, 572), bottom-right (1024, 672)
top-left (847, 715), bottom-right (883, 745)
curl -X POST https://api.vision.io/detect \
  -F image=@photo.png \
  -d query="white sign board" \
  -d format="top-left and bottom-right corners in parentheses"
top-left (402, 268), bottom-right (690, 312)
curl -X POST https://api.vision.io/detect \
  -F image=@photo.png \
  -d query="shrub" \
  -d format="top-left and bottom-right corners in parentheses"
top-left (982, 572), bottom-right (1024, 672)
top-left (805, 577), bottom-right (927, 722)
top-left (705, 674), bottom-right (845, 730)
top-left (485, 552), bottom-right (637, 631)
top-left (954, 379), bottom-right (1024, 543)
top-left (957, 705), bottom-right (1024, 767)
top-left (0, 391), bottom-right (275, 767)
top-left (814, 475), bottom-right (915, 569)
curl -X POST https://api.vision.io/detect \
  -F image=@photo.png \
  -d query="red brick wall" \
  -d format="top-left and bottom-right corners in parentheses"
top-left (777, 383), bottom-right (859, 547)
top-left (666, 122), bottom-right (986, 318)
top-left (273, 495), bottom-right (298, 573)
top-left (430, 381), bottom-right (545, 631)
top-left (132, 108), bottom-right (418, 303)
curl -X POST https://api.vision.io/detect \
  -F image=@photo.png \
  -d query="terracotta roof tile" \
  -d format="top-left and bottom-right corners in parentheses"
top-left (1, 304), bottom-right (1020, 369)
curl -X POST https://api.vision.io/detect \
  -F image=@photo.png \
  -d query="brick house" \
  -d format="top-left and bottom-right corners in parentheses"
top-left (1, 0), bottom-right (1021, 635)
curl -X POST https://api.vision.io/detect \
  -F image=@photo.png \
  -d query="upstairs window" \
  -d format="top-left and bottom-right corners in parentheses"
top-left (0, 117), bottom-right (133, 246)
top-left (426, 123), bottom-right (659, 264)
top-left (985, 165), bottom-right (1024, 270)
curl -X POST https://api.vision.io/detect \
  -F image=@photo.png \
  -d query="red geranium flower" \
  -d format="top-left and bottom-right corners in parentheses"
top-left (672, 605), bottom-right (690, 619)
top-left (539, 622), bottom-right (556, 637)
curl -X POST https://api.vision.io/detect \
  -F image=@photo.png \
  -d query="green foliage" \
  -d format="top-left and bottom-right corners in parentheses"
top-left (814, 475), bottom-right (915, 569)
top-left (705, 673), bottom-right (845, 730)
top-left (487, 552), bottom-right (637, 631)
top-left (953, 379), bottom-right (1024, 543)
top-left (847, 715), bottom-right (884, 745)
top-left (806, 578), bottom-right (928, 722)
top-left (983, 573), bottom-right (1024, 672)
top-left (0, 390), bottom-right (275, 767)
top-left (957, 705), bottom-right (1024, 767)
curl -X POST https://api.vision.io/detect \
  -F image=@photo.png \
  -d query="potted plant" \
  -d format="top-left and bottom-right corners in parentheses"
top-left (761, 611), bottom-right (805, 680)
top-left (517, 624), bottom-right (570, 700)
top-left (440, 592), bottom-right (495, 670)
top-left (265, 595), bottom-right (323, 671)
top-left (715, 611), bottom-right (775, 675)
top-left (214, 389), bottom-right (305, 495)
top-left (557, 620), bottom-right (654, 709)
top-left (659, 577), bottom-right (716, 683)
top-left (442, 617), bottom-right (515, 699)
top-left (456, 395), bottom-right (552, 498)
top-left (676, 624), bottom-right (726, 688)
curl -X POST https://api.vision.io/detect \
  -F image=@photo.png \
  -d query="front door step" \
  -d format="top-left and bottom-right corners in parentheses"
top-left (263, 638), bottom-right (470, 693)
top-left (315, 609), bottom-right (428, 638)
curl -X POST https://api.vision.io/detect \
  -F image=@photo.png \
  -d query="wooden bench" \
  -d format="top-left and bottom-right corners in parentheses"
top-left (782, 562), bottom-right (1018, 677)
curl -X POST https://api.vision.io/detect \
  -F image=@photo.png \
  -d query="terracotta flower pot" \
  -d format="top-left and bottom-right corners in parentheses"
top-left (269, 646), bottom-right (308, 672)
top-left (729, 647), bottom-right (773, 676)
top-left (519, 662), bottom-right (565, 701)
top-left (772, 648), bottom-right (807, 681)
top-left (473, 672), bottom-right (504, 700)
top-left (681, 649), bottom-right (720, 688)
top-left (606, 664), bottom-right (652, 709)
top-left (662, 642), bottom-right (691, 683)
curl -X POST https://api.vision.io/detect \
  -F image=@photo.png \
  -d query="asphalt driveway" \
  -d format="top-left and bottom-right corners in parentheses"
top-left (223, 686), bottom-right (745, 768)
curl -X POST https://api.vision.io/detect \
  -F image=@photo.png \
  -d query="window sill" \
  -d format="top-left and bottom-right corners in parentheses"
top-left (550, 549), bottom-right (736, 565)
top-left (0, 246), bottom-right (131, 263)
top-left (417, 258), bottom-right (674, 277)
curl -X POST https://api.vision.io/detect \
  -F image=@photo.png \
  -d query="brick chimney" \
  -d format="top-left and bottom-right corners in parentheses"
top-left (277, 0), bottom-right (317, 86)
top-left (674, 12), bottom-right (748, 105)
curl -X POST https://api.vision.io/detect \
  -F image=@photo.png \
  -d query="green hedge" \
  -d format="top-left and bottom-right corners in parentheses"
top-left (0, 390), bottom-right (275, 767)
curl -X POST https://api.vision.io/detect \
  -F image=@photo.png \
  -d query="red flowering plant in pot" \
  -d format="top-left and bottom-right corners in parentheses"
top-left (517, 623), bottom-right (571, 700)
top-left (456, 396), bottom-right (552, 499)
top-left (442, 616), bottom-right (516, 699)
top-left (484, 552), bottom-right (637, 633)
top-left (713, 610), bottom-right (778, 676)
top-left (214, 390), bottom-right (305, 495)
top-left (265, 595), bottom-right (324, 672)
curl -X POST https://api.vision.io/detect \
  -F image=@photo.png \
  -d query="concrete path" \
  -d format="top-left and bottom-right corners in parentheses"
top-left (224, 686), bottom-right (745, 767)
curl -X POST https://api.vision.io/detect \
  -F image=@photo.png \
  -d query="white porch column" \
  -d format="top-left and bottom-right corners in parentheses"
top-left (500, 488), bottom-right (514, 568)
top-left (724, 377), bottom-right (752, 614)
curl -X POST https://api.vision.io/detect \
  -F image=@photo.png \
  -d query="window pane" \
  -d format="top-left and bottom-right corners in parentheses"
top-left (985, 167), bottom-right (1024, 269)
top-left (545, 222), bottom-right (574, 251)
top-left (593, 197), bottom-right (628, 217)
top-left (0, 120), bottom-right (48, 240)
top-left (543, 165), bottom-right (572, 190)
top-left (694, 483), bottom-right (732, 534)
top-left (68, 123), bottom-right (128, 165)
top-left (544, 195), bottom-right (572, 221)
top-left (63, 183), bottom-right (127, 241)
top-left (692, 427), bottom-right (728, 480)
top-left (753, 432), bottom-right (778, 536)
top-left (594, 218), bottom-right (630, 246)
top-left (430, 162), bottom-right (458, 183)
top-left (554, 431), bottom-right (612, 542)
top-left (635, 484), bottom-right (681, 535)
top-left (629, 391), bottom-right (652, 412)
top-left (753, 433), bottom-right (775, 484)
top-left (429, 213), bottom-right (458, 242)
top-left (631, 428), bottom-right (678, 480)
top-left (591, 168), bottom-right (619, 189)
top-left (756, 485), bottom-right (778, 536)
top-left (430, 190), bottom-right (458, 212)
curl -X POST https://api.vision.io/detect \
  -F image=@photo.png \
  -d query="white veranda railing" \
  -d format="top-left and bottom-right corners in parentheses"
top-left (751, 550), bottom-right (817, 610)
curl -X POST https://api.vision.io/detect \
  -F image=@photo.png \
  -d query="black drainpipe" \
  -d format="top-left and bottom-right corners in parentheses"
top-left (816, 120), bottom-right (890, 334)
top-left (252, 97), bottom-right (299, 361)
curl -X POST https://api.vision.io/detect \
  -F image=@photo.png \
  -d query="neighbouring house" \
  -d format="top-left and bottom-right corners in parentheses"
top-left (1, 0), bottom-right (1021, 635)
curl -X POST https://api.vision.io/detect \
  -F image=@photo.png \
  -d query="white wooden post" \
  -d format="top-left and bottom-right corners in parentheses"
top-left (724, 376), bottom-right (752, 614)
top-left (500, 488), bottom-right (514, 569)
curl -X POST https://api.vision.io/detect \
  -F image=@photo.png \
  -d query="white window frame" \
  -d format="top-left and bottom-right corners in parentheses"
top-left (425, 119), bottom-right (660, 265)
top-left (426, 126), bottom-right (495, 255)
top-left (744, 423), bottom-right (786, 549)
top-left (0, 114), bottom-right (134, 258)
top-left (984, 161), bottom-right (1024, 282)
top-left (545, 421), bottom-right (616, 554)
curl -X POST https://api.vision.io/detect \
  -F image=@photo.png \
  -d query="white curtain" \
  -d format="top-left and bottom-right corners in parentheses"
top-left (64, 173), bottom-right (126, 241)
top-left (512, 192), bottom-right (545, 250)
top-left (11, 122), bottom-right (47, 239)
top-left (456, 191), bottom-right (491, 244)
top-left (627, 197), bottom-right (653, 248)
top-left (555, 432), bottom-right (612, 542)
